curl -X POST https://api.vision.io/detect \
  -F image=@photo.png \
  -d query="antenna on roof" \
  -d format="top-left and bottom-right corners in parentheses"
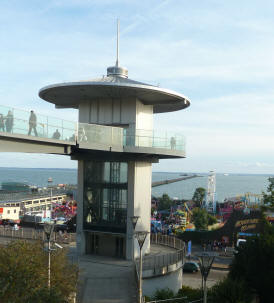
top-left (116, 19), bottom-right (119, 67)
top-left (107, 19), bottom-right (128, 78)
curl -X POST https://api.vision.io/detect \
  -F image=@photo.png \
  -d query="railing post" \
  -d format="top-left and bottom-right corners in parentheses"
top-left (46, 116), bottom-right (49, 138)
top-left (62, 119), bottom-right (64, 140)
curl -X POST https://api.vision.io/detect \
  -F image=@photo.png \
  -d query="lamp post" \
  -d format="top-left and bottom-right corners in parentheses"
top-left (130, 216), bottom-right (149, 303)
top-left (196, 252), bottom-right (217, 303)
top-left (131, 215), bottom-right (139, 230)
top-left (48, 177), bottom-right (53, 217)
top-left (44, 222), bottom-right (55, 289)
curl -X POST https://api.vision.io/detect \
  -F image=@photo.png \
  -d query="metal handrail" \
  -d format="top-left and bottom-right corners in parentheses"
top-left (135, 235), bottom-right (185, 272)
top-left (0, 104), bottom-right (186, 153)
top-left (0, 227), bottom-right (76, 243)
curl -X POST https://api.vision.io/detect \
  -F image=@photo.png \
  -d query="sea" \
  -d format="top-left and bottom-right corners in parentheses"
top-left (0, 167), bottom-right (272, 202)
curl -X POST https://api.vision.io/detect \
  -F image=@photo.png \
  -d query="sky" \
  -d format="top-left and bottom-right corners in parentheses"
top-left (0, 0), bottom-right (274, 174)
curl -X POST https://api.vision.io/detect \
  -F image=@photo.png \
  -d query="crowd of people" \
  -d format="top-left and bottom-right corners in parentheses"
top-left (0, 111), bottom-right (14, 133)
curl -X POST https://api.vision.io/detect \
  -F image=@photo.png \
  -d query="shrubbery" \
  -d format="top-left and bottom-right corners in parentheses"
top-left (0, 240), bottom-right (78, 303)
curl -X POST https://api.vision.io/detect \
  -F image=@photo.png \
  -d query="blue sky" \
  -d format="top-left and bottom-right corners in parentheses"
top-left (0, 0), bottom-right (274, 173)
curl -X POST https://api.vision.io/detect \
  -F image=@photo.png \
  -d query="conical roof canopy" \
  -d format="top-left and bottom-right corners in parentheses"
top-left (39, 72), bottom-right (190, 114)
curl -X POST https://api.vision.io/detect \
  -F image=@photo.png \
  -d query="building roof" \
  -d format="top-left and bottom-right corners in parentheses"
top-left (39, 74), bottom-right (191, 114)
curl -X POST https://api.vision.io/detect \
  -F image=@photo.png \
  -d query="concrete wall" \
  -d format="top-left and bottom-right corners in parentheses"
top-left (78, 98), bottom-right (153, 132)
top-left (126, 161), bottom-right (152, 260)
top-left (76, 160), bottom-right (86, 255)
top-left (142, 266), bottom-right (183, 298)
top-left (77, 96), bottom-right (154, 261)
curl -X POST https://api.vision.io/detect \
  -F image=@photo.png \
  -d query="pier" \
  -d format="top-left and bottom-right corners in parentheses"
top-left (152, 175), bottom-right (201, 187)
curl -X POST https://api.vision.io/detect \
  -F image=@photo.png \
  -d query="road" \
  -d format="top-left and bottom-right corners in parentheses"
top-left (183, 269), bottom-right (228, 289)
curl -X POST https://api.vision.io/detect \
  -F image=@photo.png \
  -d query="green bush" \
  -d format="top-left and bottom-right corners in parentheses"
top-left (177, 286), bottom-right (201, 301)
top-left (209, 277), bottom-right (252, 303)
top-left (153, 288), bottom-right (175, 300)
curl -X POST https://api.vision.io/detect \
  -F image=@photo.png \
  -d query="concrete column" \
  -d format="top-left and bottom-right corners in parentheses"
top-left (126, 161), bottom-right (152, 260)
top-left (76, 160), bottom-right (86, 255)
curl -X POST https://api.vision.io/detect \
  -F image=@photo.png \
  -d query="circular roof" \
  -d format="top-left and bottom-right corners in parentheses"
top-left (39, 74), bottom-right (191, 114)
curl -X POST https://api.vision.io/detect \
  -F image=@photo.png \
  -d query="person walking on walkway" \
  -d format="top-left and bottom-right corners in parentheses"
top-left (28, 110), bottom-right (38, 136)
top-left (0, 114), bottom-right (5, 132)
top-left (5, 110), bottom-right (13, 133)
top-left (52, 129), bottom-right (61, 139)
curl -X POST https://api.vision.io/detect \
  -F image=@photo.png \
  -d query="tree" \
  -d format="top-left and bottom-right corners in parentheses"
top-left (192, 187), bottom-right (206, 208)
top-left (157, 193), bottom-right (173, 211)
top-left (208, 214), bottom-right (218, 226)
top-left (192, 208), bottom-right (208, 230)
top-left (228, 221), bottom-right (274, 302)
top-left (209, 277), bottom-right (252, 303)
top-left (0, 240), bottom-right (78, 303)
top-left (263, 177), bottom-right (274, 207)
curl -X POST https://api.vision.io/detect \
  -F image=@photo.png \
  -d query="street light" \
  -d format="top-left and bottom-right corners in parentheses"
top-left (196, 252), bottom-right (217, 303)
top-left (130, 216), bottom-right (139, 230)
top-left (44, 222), bottom-right (55, 289)
top-left (130, 216), bottom-right (149, 303)
top-left (48, 177), bottom-right (53, 216)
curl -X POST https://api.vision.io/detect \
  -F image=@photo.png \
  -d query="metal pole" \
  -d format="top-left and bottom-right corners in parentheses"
top-left (48, 238), bottom-right (51, 289)
top-left (116, 19), bottom-right (120, 67)
top-left (50, 187), bottom-right (52, 216)
top-left (203, 278), bottom-right (207, 303)
top-left (201, 276), bottom-right (204, 299)
top-left (139, 247), bottom-right (143, 303)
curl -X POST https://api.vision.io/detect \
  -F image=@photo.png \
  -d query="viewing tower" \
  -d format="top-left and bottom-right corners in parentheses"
top-left (39, 27), bottom-right (191, 260)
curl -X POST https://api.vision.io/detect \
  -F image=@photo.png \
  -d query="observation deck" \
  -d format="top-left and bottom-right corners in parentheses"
top-left (0, 104), bottom-right (185, 159)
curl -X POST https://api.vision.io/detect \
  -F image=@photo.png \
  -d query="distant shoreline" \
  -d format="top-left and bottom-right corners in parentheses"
top-left (0, 167), bottom-right (273, 176)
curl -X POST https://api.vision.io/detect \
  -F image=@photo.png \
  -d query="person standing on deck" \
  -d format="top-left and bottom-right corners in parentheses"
top-left (28, 110), bottom-right (38, 136)
top-left (5, 110), bottom-right (13, 133)
top-left (0, 114), bottom-right (5, 132)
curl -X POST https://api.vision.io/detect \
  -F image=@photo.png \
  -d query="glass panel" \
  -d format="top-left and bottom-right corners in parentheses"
top-left (78, 123), bottom-right (123, 147)
top-left (123, 128), bottom-right (185, 152)
top-left (103, 162), bottom-right (110, 183)
top-left (120, 163), bottom-right (128, 183)
top-left (83, 161), bottom-right (128, 233)
top-left (0, 104), bottom-right (186, 153)
top-left (0, 104), bottom-right (77, 142)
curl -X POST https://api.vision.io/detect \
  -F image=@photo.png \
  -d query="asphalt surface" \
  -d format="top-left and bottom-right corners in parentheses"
top-left (183, 269), bottom-right (228, 289)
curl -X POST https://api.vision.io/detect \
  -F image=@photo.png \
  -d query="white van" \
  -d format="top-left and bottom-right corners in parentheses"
top-left (236, 238), bottom-right (246, 248)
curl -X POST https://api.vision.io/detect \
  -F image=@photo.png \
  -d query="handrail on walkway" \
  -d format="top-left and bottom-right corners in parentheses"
top-left (0, 104), bottom-right (186, 153)
top-left (135, 234), bottom-right (186, 272)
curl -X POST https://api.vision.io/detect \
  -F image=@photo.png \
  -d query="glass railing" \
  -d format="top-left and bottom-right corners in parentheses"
top-left (0, 105), bottom-right (77, 142)
top-left (78, 122), bottom-right (123, 148)
top-left (0, 104), bottom-right (185, 153)
top-left (124, 129), bottom-right (185, 152)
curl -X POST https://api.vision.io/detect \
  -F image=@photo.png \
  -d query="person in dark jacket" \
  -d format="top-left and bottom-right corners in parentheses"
top-left (0, 114), bottom-right (5, 132)
top-left (28, 110), bottom-right (38, 136)
top-left (5, 110), bottom-right (13, 133)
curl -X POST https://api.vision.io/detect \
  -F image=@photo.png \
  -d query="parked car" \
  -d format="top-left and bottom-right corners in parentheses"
top-left (183, 261), bottom-right (199, 273)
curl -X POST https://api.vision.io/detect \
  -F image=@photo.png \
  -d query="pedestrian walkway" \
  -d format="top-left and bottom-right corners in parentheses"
top-left (77, 255), bottom-right (137, 303)
top-left (68, 244), bottom-right (177, 303)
